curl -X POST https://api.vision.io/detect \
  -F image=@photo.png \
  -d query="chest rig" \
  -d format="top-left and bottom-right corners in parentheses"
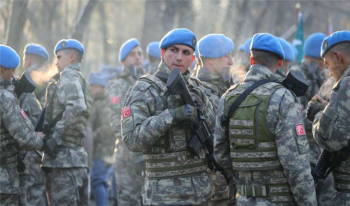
top-left (138, 73), bottom-right (208, 179)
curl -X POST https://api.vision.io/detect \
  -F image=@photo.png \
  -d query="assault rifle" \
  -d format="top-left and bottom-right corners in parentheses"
top-left (166, 68), bottom-right (230, 183)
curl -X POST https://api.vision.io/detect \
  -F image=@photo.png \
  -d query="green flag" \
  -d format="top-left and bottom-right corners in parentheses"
top-left (293, 12), bottom-right (304, 63)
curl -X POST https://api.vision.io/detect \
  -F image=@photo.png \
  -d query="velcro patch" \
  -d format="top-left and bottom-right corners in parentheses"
top-left (122, 106), bottom-right (131, 120)
top-left (21, 110), bottom-right (27, 119)
top-left (111, 96), bottom-right (119, 104)
top-left (295, 124), bottom-right (306, 136)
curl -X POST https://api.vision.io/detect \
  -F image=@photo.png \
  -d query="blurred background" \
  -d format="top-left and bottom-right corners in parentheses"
top-left (1, 0), bottom-right (350, 76)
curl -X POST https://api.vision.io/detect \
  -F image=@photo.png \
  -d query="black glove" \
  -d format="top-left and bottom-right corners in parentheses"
top-left (43, 138), bottom-right (58, 157)
top-left (169, 104), bottom-right (197, 122)
top-left (307, 101), bottom-right (325, 122)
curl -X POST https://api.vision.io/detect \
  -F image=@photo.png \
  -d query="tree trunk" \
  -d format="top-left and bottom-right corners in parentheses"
top-left (98, 2), bottom-right (110, 64)
top-left (141, 0), bottom-right (162, 48)
top-left (71, 0), bottom-right (98, 41)
top-left (5, 0), bottom-right (29, 52)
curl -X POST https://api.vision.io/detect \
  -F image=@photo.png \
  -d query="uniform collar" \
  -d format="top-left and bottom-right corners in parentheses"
top-left (60, 63), bottom-right (81, 76)
top-left (333, 65), bottom-right (350, 89)
top-left (196, 66), bottom-right (226, 90)
top-left (157, 60), bottom-right (190, 81)
top-left (244, 64), bottom-right (278, 83)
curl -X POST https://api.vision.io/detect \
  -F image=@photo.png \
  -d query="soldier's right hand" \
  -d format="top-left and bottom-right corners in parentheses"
top-left (169, 104), bottom-right (197, 123)
top-left (43, 138), bottom-right (58, 157)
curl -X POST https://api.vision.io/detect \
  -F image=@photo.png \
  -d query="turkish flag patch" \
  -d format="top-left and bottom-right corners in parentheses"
top-left (295, 124), bottom-right (306, 136)
top-left (21, 110), bottom-right (27, 119)
top-left (111, 96), bottom-right (119, 104)
top-left (122, 106), bottom-right (131, 120)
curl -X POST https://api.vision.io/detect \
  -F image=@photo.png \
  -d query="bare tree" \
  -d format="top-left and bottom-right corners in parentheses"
top-left (141, 0), bottom-right (163, 47)
top-left (5, 0), bottom-right (29, 52)
top-left (71, 0), bottom-right (98, 41)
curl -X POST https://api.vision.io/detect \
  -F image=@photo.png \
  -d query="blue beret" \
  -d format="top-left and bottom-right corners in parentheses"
top-left (198, 34), bottom-right (234, 58)
top-left (244, 38), bottom-right (252, 54)
top-left (147, 41), bottom-right (161, 59)
top-left (119, 38), bottom-right (140, 62)
top-left (239, 44), bottom-right (245, 51)
top-left (160, 28), bottom-right (197, 50)
top-left (55, 39), bottom-right (84, 56)
top-left (0, 45), bottom-right (20, 69)
top-left (304, 33), bottom-right (327, 58)
top-left (321, 30), bottom-right (350, 58)
top-left (251, 33), bottom-right (285, 60)
top-left (24, 44), bottom-right (49, 60)
top-left (89, 72), bottom-right (110, 88)
top-left (288, 41), bottom-right (298, 56)
top-left (277, 38), bottom-right (295, 62)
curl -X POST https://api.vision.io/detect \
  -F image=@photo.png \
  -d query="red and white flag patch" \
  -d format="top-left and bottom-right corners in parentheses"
top-left (295, 124), bottom-right (306, 136)
top-left (122, 106), bottom-right (131, 120)
top-left (111, 96), bottom-right (119, 104)
top-left (21, 110), bottom-right (27, 119)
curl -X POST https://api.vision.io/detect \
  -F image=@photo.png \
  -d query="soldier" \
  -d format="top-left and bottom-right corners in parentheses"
top-left (105, 38), bottom-right (145, 206)
top-left (309, 30), bottom-right (350, 206)
top-left (121, 28), bottom-right (215, 206)
top-left (147, 41), bottom-right (161, 75)
top-left (0, 45), bottom-right (44, 205)
top-left (213, 33), bottom-right (317, 205)
top-left (18, 43), bottom-right (48, 206)
top-left (23, 43), bottom-right (50, 107)
top-left (88, 72), bottom-right (114, 206)
top-left (275, 38), bottom-right (295, 81)
top-left (41, 39), bottom-right (93, 205)
top-left (196, 34), bottom-right (234, 206)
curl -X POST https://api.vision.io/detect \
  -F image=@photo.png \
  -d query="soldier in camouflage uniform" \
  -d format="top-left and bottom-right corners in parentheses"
top-left (195, 34), bottom-right (234, 206)
top-left (147, 41), bottom-right (162, 75)
top-left (88, 72), bottom-right (114, 206)
top-left (213, 33), bottom-right (317, 205)
top-left (310, 31), bottom-right (350, 206)
top-left (290, 33), bottom-right (335, 205)
top-left (106, 38), bottom-right (145, 206)
top-left (121, 28), bottom-right (215, 206)
top-left (41, 39), bottom-right (93, 206)
top-left (0, 45), bottom-right (44, 206)
top-left (17, 43), bottom-right (49, 206)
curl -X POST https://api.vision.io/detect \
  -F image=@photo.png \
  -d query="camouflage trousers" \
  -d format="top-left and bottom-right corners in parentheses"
top-left (235, 196), bottom-right (298, 206)
top-left (333, 191), bottom-right (350, 206)
top-left (209, 171), bottom-right (231, 206)
top-left (44, 167), bottom-right (88, 206)
top-left (0, 194), bottom-right (19, 206)
top-left (313, 168), bottom-right (335, 206)
top-left (115, 148), bottom-right (144, 206)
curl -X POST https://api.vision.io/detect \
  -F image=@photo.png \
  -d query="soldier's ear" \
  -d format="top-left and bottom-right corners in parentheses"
top-left (250, 56), bottom-right (255, 65)
top-left (277, 60), bottom-right (282, 67)
top-left (161, 49), bottom-right (165, 59)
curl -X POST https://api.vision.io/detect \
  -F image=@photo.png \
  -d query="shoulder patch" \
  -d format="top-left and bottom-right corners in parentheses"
top-left (111, 96), bottom-right (119, 104)
top-left (21, 109), bottom-right (28, 119)
top-left (295, 124), bottom-right (306, 136)
top-left (121, 106), bottom-right (131, 120)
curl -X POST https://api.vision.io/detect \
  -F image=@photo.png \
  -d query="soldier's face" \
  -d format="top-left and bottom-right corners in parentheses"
top-left (0, 67), bottom-right (16, 81)
top-left (55, 50), bottom-right (72, 72)
top-left (211, 53), bottom-right (234, 75)
top-left (91, 84), bottom-right (104, 96)
top-left (324, 51), bottom-right (345, 79)
top-left (123, 46), bottom-right (143, 69)
top-left (162, 45), bottom-right (195, 74)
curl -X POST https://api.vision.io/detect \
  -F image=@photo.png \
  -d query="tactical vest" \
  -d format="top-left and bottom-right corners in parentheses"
top-left (224, 82), bottom-right (295, 203)
top-left (44, 74), bottom-right (93, 148)
top-left (0, 88), bottom-right (18, 169)
top-left (138, 75), bottom-right (208, 179)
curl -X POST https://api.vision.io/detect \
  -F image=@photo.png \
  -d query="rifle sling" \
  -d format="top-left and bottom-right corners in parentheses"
top-left (326, 143), bottom-right (350, 176)
top-left (154, 71), bottom-right (169, 83)
top-left (222, 79), bottom-right (273, 127)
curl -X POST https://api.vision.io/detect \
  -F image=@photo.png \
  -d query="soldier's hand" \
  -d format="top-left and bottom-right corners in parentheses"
top-left (36, 132), bottom-right (45, 139)
top-left (306, 101), bottom-right (325, 122)
top-left (43, 138), bottom-right (58, 157)
top-left (311, 94), bottom-right (328, 106)
top-left (169, 104), bottom-right (197, 123)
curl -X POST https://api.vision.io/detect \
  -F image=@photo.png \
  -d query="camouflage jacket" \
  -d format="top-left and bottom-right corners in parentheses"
top-left (196, 67), bottom-right (227, 112)
top-left (275, 67), bottom-right (287, 82)
top-left (213, 65), bottom-right (317, 205)
top-left (148, 61), bottom-right (160, 75)
top-left (313, 65), bottom-right (350, 193)
top-left (42, 63), bottom-right (93, 168)
top-left (121, 61), bottom-right (215, 205)
top-left (0, 76), bottom-right (44, 194)
top-left (90, 90), bottom-right (114, 160)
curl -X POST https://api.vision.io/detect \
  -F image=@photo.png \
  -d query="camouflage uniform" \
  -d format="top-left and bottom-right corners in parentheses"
top-left (105, 66), bottom-right (144, 206)
top-left (291, 61), bottom-right (334, 204)
top-left (121, 61), bottom-right (215, 206)
top-left (17, 89), bottom-right (45, 206)
top-left (196, 67), bottom-right (231, 206)
top-left (42, 63), bottom-right (93, 206)
top-left (313, 65), bottom-right (350, 206)
top-left (275, 67), bottom-right (286, 82)
top-left (0, 76), bottom-right (44, 206)
top-left (214, 65), bottom-right (317, 205)
top-left (149, 62), bottom-right (160, 75)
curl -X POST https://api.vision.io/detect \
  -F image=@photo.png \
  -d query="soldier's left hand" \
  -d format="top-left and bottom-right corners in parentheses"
top-left (311, 94), bottom-right (328, 106)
